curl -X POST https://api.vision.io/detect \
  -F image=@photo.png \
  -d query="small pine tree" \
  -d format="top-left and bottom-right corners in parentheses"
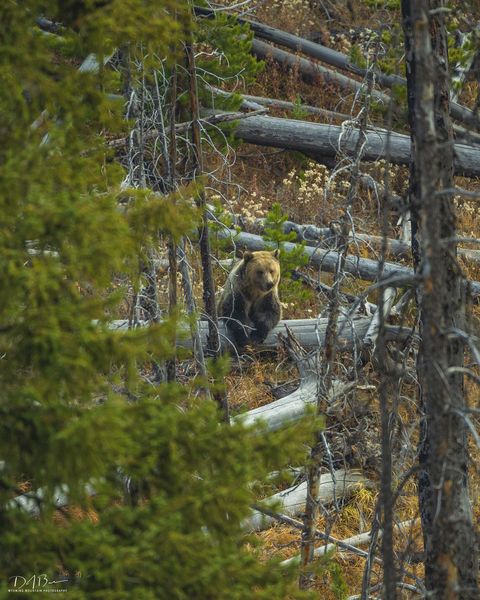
top-left (263, 203), bottom-right (312, 304)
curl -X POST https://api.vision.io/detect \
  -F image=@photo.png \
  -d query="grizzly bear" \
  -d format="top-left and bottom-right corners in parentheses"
top-left (218, 249), bottom-right (282, 349)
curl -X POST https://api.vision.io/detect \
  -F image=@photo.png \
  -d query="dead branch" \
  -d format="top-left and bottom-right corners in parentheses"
top-left (281, 518), bottom-right (418, 567)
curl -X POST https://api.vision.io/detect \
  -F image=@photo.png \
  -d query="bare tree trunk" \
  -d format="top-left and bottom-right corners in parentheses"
top-left (166, 67), bottom-right (178, 383)
top-left (375, 157), bottom-right (396, 600)
top-left (185, 32), bottom-right (229, 422)
top-left (402, 2), bottom-right (479, 597)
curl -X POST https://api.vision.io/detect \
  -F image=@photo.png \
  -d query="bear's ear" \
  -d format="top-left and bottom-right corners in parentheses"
top-left (272, 249), bottom-right (280, 259)
top-left (243, 251), bottom-right (254, 263)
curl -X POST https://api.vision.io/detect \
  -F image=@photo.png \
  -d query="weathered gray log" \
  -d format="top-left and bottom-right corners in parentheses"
top-left (232, 215), bottom-right (413, 258)
top-left (227, 212), bottom-right (480, 264)
top-left (109, 317), bottom-right (411, 357)
top-left (363, 287), bottom-right (397, 347)
top-left (250, 20), bottom-right (403, 90)
top-left (233, 114), bottom-right (480, 178)
top-left (287, 223), bottom-right (480, 264)
top-left (110, 315), bottom-right (371, 350)
top-left (244, 470), bottom-right (367, 532)
top-left (252, 39), bottom-right (390, 104)
top-left (217, 229), bottom-right (480, 297)
top-left (235, 374), bottom-right (355, 431)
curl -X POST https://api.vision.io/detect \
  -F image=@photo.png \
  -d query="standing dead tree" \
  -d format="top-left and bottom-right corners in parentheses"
top-left (402, 1), bottom-right (479, 597)
top-left (185, 27), bottom-right (229, 421)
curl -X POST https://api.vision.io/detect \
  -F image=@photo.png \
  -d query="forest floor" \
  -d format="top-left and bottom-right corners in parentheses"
top-left (187, 1), bottom-right (480, 597)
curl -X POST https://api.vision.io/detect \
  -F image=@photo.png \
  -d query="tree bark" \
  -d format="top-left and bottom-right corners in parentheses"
top-left (185, 36), bottom-right (229, 422)
top-left (402, 2), bottom-right (479, 597)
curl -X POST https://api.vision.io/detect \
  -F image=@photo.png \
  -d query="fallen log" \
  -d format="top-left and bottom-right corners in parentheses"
top-left (233, 114), bottom-right (480, 178)
top-left (249, 19), bottom-right (403, 90)
top-left (284, 221), bottom-right (480, 264)
top-left (225, 211), bottom-right (480, 264)
top-left (235, 325), bottom-right (362, 431)
top-left (249, 24), bottom-right (475, 129)
top-left (111, 316), bottom-right (370, 351)
top-left (252, 39), bottom-right (390, 104)
top-left (230, 214), bottom-right (412, 258)
top-left (235, 377), bottom-right (354, 430)
top-left (217, 229), bottom-right (480, 297)
top-left (244, 469), bottom-right (367, 532)
top-left (109, 316), bottom-right (412, 354)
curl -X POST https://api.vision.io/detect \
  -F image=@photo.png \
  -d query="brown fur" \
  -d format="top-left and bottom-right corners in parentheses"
top-left (218, 250), bottom-right (282, 349)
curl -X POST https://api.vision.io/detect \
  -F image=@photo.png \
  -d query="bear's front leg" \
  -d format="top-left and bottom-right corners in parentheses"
top-left (219, 292), bottom-right (251, 350)
top-left (249, 293), bottom-right (281, 344)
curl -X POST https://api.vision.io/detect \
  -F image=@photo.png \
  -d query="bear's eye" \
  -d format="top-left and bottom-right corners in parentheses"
top-left (256, 269), bottom-right (264, 276)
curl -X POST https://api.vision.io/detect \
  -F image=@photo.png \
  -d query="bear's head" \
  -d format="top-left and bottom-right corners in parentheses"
top-left (243, 250), bottom-right (281, 294)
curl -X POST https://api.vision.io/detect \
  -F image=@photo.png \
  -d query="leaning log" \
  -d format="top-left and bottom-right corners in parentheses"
top-left (244, 470), bottom-right (367, 532)
top-left (233, 114), bottom-right (480, 178)
top-left (252, 39), bottom-right (390, 104)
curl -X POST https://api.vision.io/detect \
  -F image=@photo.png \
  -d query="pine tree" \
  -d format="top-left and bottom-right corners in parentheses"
top-left (0, 3), bottom-right (314, 598)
